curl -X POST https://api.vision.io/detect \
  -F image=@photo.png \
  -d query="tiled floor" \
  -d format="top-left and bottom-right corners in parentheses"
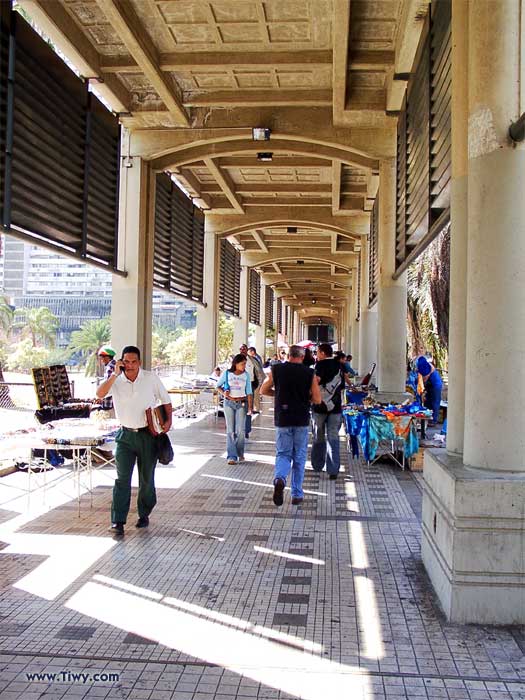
top-left (0, 400), bottom-right (524, 699)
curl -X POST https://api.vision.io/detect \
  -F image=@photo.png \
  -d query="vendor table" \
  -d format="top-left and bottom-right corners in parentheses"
top-left (343, 407), bottom-right (431, 469)
top-left (3, 418), bottom-right (118, 515)
top-left (168, 387), bottom-right (220, 418)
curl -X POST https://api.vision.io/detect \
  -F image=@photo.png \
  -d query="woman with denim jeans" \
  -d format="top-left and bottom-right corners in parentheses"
top-left (216, 354), bottom-right (253, 464)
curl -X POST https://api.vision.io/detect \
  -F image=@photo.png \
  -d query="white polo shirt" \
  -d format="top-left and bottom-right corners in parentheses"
top-left (107, 368), bottom-right (171, 429)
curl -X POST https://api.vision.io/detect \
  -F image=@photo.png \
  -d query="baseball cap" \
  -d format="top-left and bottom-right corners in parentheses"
top-left (98, 345), bottom-right (116, 358)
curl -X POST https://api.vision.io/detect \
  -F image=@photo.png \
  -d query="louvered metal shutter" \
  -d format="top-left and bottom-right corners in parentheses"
top-left (85, 93), bottom-right (120, 265)
top-left (248, 268), bottom-right (260, 325)
top-left (368, 198), bottom-right (378, 306)
top-left (265, 285), bottom-right (274, 330)
top-left (1, 12), bottom-right (120, 269)
top-left (219, 238), bottom-right (241, 317)
top-left (396, 104), bottom-right (408, 266)
top-left (430, 0), bottom-right (451, 216)
top-left (0, 6), bottom-right (8, 224)
top-left (406, 33), bottom-right (430, 247)
top-left (355, 256), bottom-right (361, 322)
top-left (9, 14), bottom-right (85, 250)
top-left (276, 297), bottom-right (282, 333)
top-left (192, 208), bottom-right (204, 302)
top-left (153, 173), bottom-right (204, 303)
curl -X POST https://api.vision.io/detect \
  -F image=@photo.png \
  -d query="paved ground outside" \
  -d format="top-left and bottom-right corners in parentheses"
top-left (0, 398), bottom-right (524, 700)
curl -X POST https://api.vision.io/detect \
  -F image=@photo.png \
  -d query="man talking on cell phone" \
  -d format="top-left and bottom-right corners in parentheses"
top-left (96, 345), bottom-right (173, 537)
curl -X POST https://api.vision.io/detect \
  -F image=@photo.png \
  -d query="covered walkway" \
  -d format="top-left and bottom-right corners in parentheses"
top-left (0, 402), bottom-right (524, 699)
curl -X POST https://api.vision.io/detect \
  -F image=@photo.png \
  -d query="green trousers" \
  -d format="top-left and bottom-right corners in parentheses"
top-left (111, 428), bottom-right (158, 524)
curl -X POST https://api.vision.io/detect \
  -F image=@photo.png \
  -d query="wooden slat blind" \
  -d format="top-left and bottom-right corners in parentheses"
top-left (219, 238), bottom-right (241, 317)
top-left (248, 268), bottom-right (260, 325)
top-left (153, 173), bottom-right (204, 302)
top-left (368, 197), bottom-right (378, 306)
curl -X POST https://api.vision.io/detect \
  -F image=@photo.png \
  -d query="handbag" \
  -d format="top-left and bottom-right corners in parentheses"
top-left (156, 432), bottom-right (174, 465)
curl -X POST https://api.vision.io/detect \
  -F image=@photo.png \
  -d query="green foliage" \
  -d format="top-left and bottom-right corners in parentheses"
top-left (406, 225), bottom-right (450, 371)
top-left (0, 296), bottom-right (14, 338)
top-left (151, 325), bottom-right (181, 366)
top-left (46, 348), bottom-right (74, 366)
top-left (217, 314), bottom-right (234, 363)
top-left (68, 318), bottom-right (111, 376)
top-left (7, 338), bottom-right (50, 371)
top-left (15, 306), bottom-right (59, 347)
top-left (165, 329), bottom-right (196, 365)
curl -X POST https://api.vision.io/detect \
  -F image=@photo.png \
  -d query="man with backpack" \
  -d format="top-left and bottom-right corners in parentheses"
top-left (311, 343), bottom-right (345, 480)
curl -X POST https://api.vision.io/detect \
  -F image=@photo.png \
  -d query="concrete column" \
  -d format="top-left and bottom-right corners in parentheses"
top-left (112, 158), bottom-right (154, 368)
top-left (377, 159), bottom-right (407, 393)
top-left (293, 310), bottom-right (300, 343)
top-left (462, 1), bottom-right (525, 471)
top-left (422, 0), bottom-right (525, 624)
top-left (254, 283), bottom-right (267, 356)
top-left (196, 221), bottom-right (218, 374)
top-left (358, 229), bottom-right (377, 377)
top-left (233, 265), bottom-right (249, 349)
top-left (446, 0), bottom-right (469, 456)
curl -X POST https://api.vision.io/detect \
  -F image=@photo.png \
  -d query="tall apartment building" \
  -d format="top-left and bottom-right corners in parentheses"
top-left (0, 235), bottom-right (196, 346)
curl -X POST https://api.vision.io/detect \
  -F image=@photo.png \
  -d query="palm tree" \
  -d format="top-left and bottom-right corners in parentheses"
top-left (0, 296), bottom-right (15, 407)
top-left (68, 318), bottom-right (111, 376)
top-left (0, 295), bottom-right (14, 339)
top-left (15, 306), bottom-right (59, 347)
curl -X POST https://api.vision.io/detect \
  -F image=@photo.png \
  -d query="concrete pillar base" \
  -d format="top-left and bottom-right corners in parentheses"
top-left (422, 450), bottom-right (525, 624)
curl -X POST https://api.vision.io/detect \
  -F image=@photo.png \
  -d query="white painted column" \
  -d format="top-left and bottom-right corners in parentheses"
top-left (233, 265), bottom-right (249, 350)
top-left (196, 220), bottom-right (218, 374)
top-left (358, 233), bottom-right (378, 376)
top-left (254, 283), bottom-right (266, 356)
top-left (112, 158), bottom-right (154, 368)
top-left (463, 1), bottom-right (525, 472)
top-left (377, 159), bottom-right (407, 392)
top-left (446, 0), bottom-right (469, 456)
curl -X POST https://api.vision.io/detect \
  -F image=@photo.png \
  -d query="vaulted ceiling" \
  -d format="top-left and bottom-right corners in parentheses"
top-left (21, 0), bottom-right (429, 322)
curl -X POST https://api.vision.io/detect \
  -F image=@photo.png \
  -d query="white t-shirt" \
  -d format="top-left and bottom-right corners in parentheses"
top-left (107, 368), bottom-right (171, 428)
top-left (216, 370), bottom-right (252, 398)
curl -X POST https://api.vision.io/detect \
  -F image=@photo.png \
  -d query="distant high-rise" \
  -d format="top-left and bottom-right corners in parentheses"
top-left (0, 234), bottom-right (196, 346)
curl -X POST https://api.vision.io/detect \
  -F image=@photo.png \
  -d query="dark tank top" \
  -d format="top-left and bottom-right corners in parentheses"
top-left (272, 362), bottom-right (314, 427)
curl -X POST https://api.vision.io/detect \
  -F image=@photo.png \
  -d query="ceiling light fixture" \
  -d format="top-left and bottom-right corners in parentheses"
top-left (257, 152), bottom-right (273, 162)
top-left (287, 227), bottom-right (297, 234)
top-left (252, 127), bottom-right (271, 141)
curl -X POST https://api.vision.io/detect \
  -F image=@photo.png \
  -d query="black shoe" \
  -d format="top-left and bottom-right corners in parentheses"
top-left (329, 474), bottom-right (338, 480)
top-left (136, 516), bottom-right (149, 528)
top-left (111, 522), bottom-right (124, 536)
top-left (291, 497), bottom-right (303, 505)
top-left (273, 478), bottom-right (285, 506)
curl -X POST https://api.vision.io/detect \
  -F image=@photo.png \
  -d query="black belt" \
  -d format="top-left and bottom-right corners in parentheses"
top-left (122, 426), bottom-right (149, 433)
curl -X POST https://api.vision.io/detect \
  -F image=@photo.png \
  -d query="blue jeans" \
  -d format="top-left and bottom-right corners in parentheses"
top-left (274, 426), bottom-right (309, 499)
top-left (311, 411), bottom-right (343, 475)
top-left (223, 399), bottom-right (247, 461)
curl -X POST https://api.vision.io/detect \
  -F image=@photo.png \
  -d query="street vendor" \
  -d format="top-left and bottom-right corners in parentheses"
top-left (417, 356), bottom-right (443, 424)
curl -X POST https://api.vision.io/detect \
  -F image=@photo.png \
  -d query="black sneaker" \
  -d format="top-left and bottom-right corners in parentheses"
top-left (291, 497), bottom-right (303, 505)
top-left (273, 478), bottom-right (285, 506)
top-left (136, 516), bottom-right (149, 528)
top-left (329, 474), bottom-right (338, 480)
top-left (110, 522), bottom-right (124, 536)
